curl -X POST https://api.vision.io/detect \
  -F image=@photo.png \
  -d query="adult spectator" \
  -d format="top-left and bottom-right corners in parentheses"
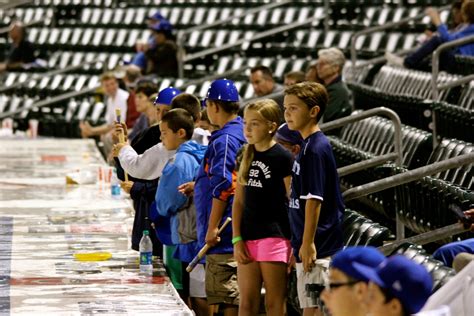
top-left (316, 47), bottom-right (352, 124)
top-left (0, 21), bottom-right (36, 72)
top-left (249, 65), bottom-right (285, 121)
top-left (130, 11), bottom-right (167, 71)
top-left (354, 255), bottom-right (433, 316)
top-left (80, 72), bottom-right (129, 155)
top-left (385, 1), bottom-right (474, 71)
top-left (145, 20), bottom-right (179, 77)
top-left (284, 71), bottom-right (305, 86)
top-left (321, 246), bottom-right (385, 316)
top-left (122, 65), bottom-right (143, 129)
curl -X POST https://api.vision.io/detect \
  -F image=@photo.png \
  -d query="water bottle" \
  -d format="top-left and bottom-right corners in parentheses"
top-left (139, 230), bottom-right (153, 275)
top-left (111, 167), bottom-right (121, 197)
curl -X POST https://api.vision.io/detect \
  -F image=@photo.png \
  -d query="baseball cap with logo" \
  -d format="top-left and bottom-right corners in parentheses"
top-left (353, 255), bottom-right (433, 314)
top-left (275, 123), bottom-right (303, 145)
top-left (330, 246), bottom-right (385, 282)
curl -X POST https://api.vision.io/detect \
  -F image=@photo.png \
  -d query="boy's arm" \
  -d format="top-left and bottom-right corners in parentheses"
top-left (155, 163), bottom-right (188, 217)
top-left (300, 199), bottom-right (321, 273)
top-left (118, 143), bottom-right (174, 180)
top-left (206, 198), bottom-right (228, 246)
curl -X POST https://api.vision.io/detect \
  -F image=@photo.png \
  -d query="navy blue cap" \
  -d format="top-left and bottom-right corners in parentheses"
top-left (148, 11), bottom-right (165, 21)
top-left (150, 20), bottom-right (173, 32)
top-left (353, 255), bottom-right (433, 314)
top-left (330, 246), bottom-right (385, 282)
top-left (275, 123), bottom-right (303, 145)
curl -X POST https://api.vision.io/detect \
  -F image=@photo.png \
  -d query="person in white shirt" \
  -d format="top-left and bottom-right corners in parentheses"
top-left (80, 72), bottom-right (129, 157)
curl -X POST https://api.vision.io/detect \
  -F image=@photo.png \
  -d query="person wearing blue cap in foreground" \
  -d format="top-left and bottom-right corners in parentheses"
top-left (320, 246), bottom-right (385, 316)
top-left (353, 255), bottom-right (433, 316)
top-left (179, 79), bottom-right (246, 315)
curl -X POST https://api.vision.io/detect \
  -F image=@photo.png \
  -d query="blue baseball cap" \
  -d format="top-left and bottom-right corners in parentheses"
top-left (275, 123), bottom-right (303, 145)
top-left (206, 79), bottom-right (240, 102)
top-left (148, 11), bottom-right (165, 21)
top-left (330, 246), bottom-right (385, 282)
top-left (150, 20), bottom-right (173, 33)
top-left (154, 87), bottom-right (182, 106)
top-left (353, 255), bottom-right (433, 314)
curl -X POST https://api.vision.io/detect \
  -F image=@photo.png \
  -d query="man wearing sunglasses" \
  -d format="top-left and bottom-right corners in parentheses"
top-left (321, 246), bottom-right (385, 316)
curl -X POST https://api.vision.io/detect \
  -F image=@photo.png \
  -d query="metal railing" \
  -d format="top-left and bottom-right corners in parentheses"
top-left (343, 152), bottom-right (474, 241)
top-left (431, 34), bottom-right (474, 147)
top-left (176, 0), bottom-right (292, 77)
top-left (321, 107), bottom-right (404, 171)
top-left (350, 5), bottom-right (450, 66)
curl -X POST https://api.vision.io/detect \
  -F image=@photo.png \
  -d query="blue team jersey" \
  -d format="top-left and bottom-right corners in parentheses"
top-left (289, 131), bottom-right (344, 260)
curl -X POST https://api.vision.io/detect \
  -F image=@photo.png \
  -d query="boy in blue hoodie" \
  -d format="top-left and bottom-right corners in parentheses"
top-left (153, 108), bottom-right (207, 311)
top-left (181, 79), bottom-right (245, 315)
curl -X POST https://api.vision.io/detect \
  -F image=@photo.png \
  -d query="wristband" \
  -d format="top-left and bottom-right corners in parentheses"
top-left (232, 236), bottom-right (243, 245)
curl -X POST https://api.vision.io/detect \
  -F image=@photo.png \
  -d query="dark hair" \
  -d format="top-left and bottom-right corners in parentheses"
top-left (170, 93), bottom-right (201, 123)
top-left (250, 65), bottom-right (274, 80)
top-left (462, 1), bottom-right (474, 24)
top-left (208, 99), bottom-right (240, 114)
top-left (284, 82), bottom-right (328, 123)
top-left (135, 81), bottom-right (157, 97)
top-left (380, 287), bottom-right (410, 316)
top-left (200, 108), bottom-right (210, 124)
top-left (161, 108), bottom-right (194, 140)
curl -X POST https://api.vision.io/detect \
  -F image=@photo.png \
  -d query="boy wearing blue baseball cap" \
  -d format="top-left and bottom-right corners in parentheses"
top-left (353, 255), bottom-right (433, 316)
top-left (321, 246), bottom-right (385, 316)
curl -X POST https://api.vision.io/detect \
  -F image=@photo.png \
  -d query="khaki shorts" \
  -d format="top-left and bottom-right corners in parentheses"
top-left (205, 254), bottom-right (239, 306)
top-left (296, 259), bottom-right (330, 309)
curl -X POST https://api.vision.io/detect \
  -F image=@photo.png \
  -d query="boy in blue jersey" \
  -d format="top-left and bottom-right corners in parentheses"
top-left (284, 81), bottom-right (344, 316)
top-left (180, 79), bottom-right (246, 315)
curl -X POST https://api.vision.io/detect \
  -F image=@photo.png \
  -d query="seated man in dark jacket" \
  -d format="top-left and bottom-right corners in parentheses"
top-left (316, 47), bottom-right (353, 125)
top-left (0, 21), bottom-right (36, 72)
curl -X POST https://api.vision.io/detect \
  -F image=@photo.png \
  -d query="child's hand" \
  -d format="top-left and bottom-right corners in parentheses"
top-left (120, 181), bottom-right (134, 194)
top-left (287, 253), bottom-right (296, 274)
top-left (112, 143), bottom-right (126, 157)
top-left (79, 121), bottom-right (92, 138)
top-left (178, 181), bottom-right (195, 196)
top-left (205, 227), bottom-right (220, 247)
top-left (464, 209), bottom-right (474, 232)
top-left (234, 240), bottom-right (252, 264)
top-left (299, 242), bottom-right (317, 273)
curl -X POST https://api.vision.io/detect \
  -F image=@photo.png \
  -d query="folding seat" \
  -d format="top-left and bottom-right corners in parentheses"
top-left (127, 30), bottom-right (140, 49)
top-left (102, 29), bottom-right (116, 47)
top-left (115, 29), bottom-right (128, 49)
top-left (62, 75), bottom-right (76, 92)
top-left (283, 7), bottom-right (297, 25)
top-left (168, 8), bottom-right (182, 26)
top-left (269, 8), bottom-right (283, 26)
top-left (58, 28), bottom-right (72, 46)
top-left (124, 9), bottom-right (136, 26)
top-left (76, 100), bottom-right (92, 122)
top-left (135, 8), bottom-right (147, 25)
top-left (90, 102), bottom-right (106, 124)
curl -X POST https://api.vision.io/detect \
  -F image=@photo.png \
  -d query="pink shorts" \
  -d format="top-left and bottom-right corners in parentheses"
top-left (245, 237), bottom-right (292, 263)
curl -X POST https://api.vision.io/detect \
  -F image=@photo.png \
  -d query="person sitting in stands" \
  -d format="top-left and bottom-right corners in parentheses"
top-left (316, 48), bottom-right (352, 124)
top-left (385, 0), bottom-right (474, 72)
top-left (0, 21), bottom-right (36, 72)
top-left (145, 20), bottom-right (179, 77)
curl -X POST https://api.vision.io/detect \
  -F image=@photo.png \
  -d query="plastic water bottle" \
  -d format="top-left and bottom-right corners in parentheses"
top-left (139, 230), bottom-right (153, 275)
top-left (111, 167), bottom-right (121, 197)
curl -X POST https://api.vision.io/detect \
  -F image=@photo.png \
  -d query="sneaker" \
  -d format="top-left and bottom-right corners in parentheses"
top-left (385, 52), bottom-right (405, 68)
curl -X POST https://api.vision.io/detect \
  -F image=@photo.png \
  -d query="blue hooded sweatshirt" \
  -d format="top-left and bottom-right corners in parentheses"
top-left (153, 140), bottom-right (207, 263)
top-left (194, 116), bottom-right (246, 255)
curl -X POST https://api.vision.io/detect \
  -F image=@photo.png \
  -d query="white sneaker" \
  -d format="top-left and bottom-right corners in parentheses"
top-left (385, 52), bottom-right (405, 68)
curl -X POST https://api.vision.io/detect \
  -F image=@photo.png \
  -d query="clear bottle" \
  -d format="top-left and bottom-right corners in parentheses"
top-left (139, 230), bottom-right (153, 275)
top-left (111, 167), bottom-right (121, 197)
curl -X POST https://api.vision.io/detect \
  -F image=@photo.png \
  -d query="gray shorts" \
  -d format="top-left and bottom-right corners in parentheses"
top-left (296, 259), bottom-right (330, 309)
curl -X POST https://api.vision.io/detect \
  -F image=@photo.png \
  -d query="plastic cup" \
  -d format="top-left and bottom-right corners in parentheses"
top-left (28, 119), bottom-right (39, 139)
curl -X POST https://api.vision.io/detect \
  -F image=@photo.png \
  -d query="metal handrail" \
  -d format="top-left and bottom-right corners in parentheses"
top-left (176, 0), bottom-right (292, 77)
top-left (0, 85), bottom-right (99, 119)
top-left (350, 5), bottom-right (450, 66)
top-left (184, 17), bottom-right (321, 63)
top-left (431, 34), bottom-right (474, 147)
top-left (0, 19), bottom-right (43, 34)
top-left (0, 0), bottom-right (32, 11)
top-left (321, 107), bottom-right (403, 168)
top-left (176, 65), bottom-right (250, 91)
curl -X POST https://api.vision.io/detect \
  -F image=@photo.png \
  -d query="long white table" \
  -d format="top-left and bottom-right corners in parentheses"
top-left (0, 139), bottom-right (191, 315)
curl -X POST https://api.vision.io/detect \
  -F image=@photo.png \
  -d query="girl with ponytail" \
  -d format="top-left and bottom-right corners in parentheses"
top-left (232, 99), bottom-right (294, 316)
